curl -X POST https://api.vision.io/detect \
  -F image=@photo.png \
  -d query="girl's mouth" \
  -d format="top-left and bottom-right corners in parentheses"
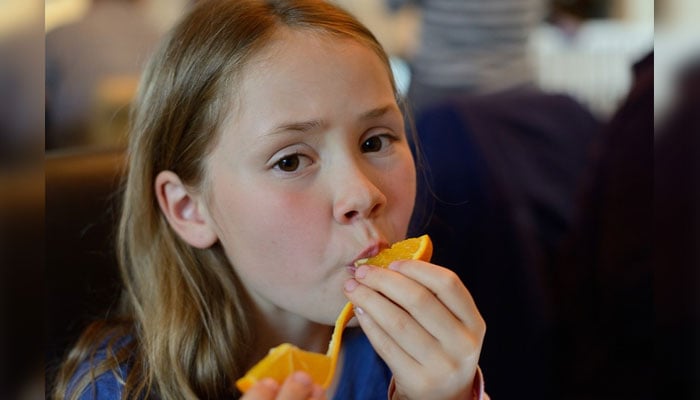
top-left (348, 241), bottom-right (389, 274)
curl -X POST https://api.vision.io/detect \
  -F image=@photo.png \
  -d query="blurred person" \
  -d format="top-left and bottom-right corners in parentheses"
top-left (654, 55), bottom-right (700, 399)
top-left (385, 0), bottom-right (546, 115)
top-left (412, 84), bottom-right (600, 399)
top-left (45, 0), bottom-right (163, 150)
top-left (547, 0), bottom-right (610, 36)
top-left (552, 51), bottom-right (653, 399)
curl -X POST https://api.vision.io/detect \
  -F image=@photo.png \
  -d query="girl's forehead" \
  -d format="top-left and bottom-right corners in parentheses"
top-left (228, 26), bottom-right (393, 117)
top-left (249, 27), bottom-right (368, 69)
top-left (214, 27), bottom-right (398, 148)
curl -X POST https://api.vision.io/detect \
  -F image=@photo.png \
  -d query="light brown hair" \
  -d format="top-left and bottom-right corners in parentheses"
top-left (53, 1), bottom-right (398, 398)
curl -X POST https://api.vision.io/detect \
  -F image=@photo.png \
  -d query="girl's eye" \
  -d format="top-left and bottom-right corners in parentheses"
top-left (361, 135), bottom-right (388, 153)
top-left (275, 155), bottom-right (301, 172)
top-left (273, 152), bottom-right (313, 173)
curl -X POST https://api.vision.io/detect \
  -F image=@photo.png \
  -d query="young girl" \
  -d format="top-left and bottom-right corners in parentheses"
top-left (53, 1), bottom-right (487, 399)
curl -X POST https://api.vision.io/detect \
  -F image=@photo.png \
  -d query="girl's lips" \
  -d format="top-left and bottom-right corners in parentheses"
top-left (350, 241), bottom-right (389, 267)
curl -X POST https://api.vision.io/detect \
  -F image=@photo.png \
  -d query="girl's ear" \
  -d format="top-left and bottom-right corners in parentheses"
top-left (154, 170), bottom-right (218, 249)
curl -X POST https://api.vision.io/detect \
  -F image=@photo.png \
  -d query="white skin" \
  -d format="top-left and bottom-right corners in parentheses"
top-left (156, 27), bottom-right (485, 400)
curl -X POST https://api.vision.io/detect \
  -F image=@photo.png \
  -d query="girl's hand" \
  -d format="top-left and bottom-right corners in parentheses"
top-left (241, 371), bottom-right (326, 400)
top-left (344, 260), bottom-right (486, 400)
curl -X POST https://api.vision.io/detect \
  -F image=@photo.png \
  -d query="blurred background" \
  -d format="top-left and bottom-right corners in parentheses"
top-left (38, 0), bottom-right (661, 152)
top-left (0, 0), bottom-right (698, 399)
top-left (30, 0), bottom-right (700, 151)
top-left (37, 0), bottom-right (660, 152)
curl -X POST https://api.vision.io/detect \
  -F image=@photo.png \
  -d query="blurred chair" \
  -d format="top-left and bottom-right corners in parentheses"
top-left (0, 169), bottom-right (44, 398)
top-left (410, 87), bottom-right (600, 399)
top-left (45, 147), bottom-right (126, 387)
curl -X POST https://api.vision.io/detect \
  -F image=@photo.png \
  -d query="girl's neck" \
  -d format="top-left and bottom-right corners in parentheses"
top-left (251, 305), bottom-right (333, 361)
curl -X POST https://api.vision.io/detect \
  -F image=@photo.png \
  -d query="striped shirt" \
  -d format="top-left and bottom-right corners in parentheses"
top-left (388, 0), bottom-right (545, 93)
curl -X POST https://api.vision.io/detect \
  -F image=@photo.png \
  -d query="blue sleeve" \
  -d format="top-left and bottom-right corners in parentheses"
top-left (66, 337), bottom-right (132, 399)
top-left (74, 369), bottom-right (125, 400)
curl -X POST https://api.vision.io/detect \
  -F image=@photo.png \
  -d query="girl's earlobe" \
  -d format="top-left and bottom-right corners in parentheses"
top-left (155, 171), bottom-right (218, 249)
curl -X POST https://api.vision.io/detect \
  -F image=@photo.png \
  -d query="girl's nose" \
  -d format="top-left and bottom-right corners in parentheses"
top-left (332, 165), bottom-right (387, 224)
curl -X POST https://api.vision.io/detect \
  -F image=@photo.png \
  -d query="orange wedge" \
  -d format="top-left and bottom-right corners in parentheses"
top-left (235, 302), bottom-right (354, 392)
top-left (356, 234), bottom-right (433, 268)
top-left (235, 234), bottom-right (433, 393)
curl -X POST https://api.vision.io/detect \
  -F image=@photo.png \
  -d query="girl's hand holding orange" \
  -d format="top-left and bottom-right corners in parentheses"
top-left (344, 255), bottom-right (486, 399)
top-left (242, 371), bottom-right (327, 400)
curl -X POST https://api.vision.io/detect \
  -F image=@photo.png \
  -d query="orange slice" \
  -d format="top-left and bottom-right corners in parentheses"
top-left (235, 234), bottom-right (433, 393)
top-left (234, 343), bottom-right (331, 392)
top-left (235, 302), bottom-right (354, 392)
top-left (356, 234), bottom-right (433, 267)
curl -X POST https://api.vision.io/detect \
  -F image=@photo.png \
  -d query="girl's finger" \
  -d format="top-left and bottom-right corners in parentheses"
top-left (353, 264), bottom-right (476, 353)
top-left (275, 371), bottom-right (317, 400)
top-left (310, 383), bottom-right (327, 400)
top-left (344, 277), bottom-right (446, 368)
top-left (241, 378), bottom-right (279, 399)
top-left (388, 260), bottom-right (484, 330)
top-left (348, 293), bottom-right (423, 378)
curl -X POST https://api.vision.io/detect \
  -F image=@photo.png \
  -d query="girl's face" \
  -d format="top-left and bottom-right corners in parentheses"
top-left (204, 28), bottom-right (416, 325)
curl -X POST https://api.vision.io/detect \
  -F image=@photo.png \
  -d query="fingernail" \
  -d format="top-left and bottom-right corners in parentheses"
top-left (388, 261), bottom-right (400, 271)
top-left (292, 371), bottom-right (312, 386)
top-left (354, 305), bottom-right (364, 315)
top-left (355, 265), bottom-right (369, 279)
top-left (344, 279), bottom-right (359, 292)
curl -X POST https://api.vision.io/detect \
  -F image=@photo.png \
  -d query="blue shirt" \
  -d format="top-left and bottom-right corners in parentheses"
top-left (69, 328), bottom-right (391, 399)
top-left (334, 328), bottom-right (392, 400)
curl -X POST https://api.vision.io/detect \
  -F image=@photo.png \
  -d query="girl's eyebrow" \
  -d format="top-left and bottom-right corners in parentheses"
top-left (266, 119), bottom-right (325, 136)
top-left (264, 104), bottom-right (398, 137)
top-left (358, 104), bottom-right (396, 121)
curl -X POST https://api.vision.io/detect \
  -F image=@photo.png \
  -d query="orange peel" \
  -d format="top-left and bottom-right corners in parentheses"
top-left (235, 234), bottom-right (432, 393)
